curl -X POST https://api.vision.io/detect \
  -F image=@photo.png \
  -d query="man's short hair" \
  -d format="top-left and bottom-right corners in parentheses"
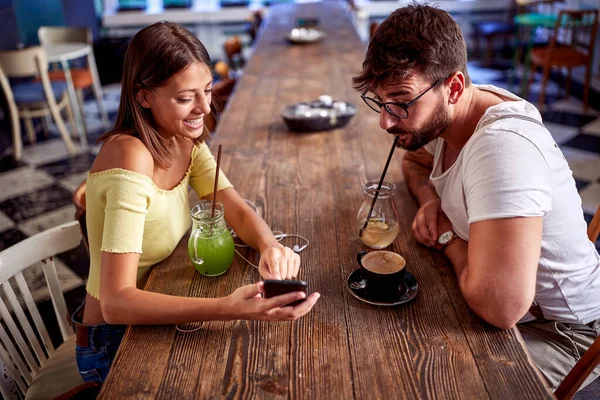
top-left (353, 3), bottom-right (471, 92)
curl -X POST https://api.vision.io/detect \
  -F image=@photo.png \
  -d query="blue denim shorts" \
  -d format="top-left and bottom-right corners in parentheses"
top-left (71, 301), bottom-right (126, 383)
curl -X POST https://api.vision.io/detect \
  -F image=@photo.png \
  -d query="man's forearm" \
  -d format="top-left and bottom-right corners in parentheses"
top-left (402, 158), bottom-right (439, 206)
top-left (443, 238), bottom-right (469, 285)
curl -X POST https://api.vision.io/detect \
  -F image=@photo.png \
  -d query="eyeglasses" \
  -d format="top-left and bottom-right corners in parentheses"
top-left (361, 78), bottom-right (442, 119)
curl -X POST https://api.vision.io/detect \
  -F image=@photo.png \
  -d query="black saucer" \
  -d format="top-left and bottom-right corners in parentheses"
top-left (347, 268), bottom-right (419, 306)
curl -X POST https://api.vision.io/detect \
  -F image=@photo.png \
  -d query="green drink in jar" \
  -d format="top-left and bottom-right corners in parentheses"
top-left (188, 201), bottom-right (235, 276)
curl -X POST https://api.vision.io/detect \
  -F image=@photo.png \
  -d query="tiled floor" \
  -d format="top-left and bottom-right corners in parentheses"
top-left (0, 61), bottom-right (599, 392)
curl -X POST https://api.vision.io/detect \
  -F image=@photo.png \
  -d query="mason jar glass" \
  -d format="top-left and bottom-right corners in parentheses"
top-left (188, 201), bottom-right (235, 276)
top-left (357, 181), bottom-right (399, 249)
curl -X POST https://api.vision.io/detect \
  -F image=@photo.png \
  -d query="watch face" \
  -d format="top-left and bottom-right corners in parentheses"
top-left (439, 231), bottom-right (453, 245)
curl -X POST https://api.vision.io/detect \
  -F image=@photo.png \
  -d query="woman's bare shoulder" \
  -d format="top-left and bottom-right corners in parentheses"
top-left (90, 134), bottom-right (154, 178)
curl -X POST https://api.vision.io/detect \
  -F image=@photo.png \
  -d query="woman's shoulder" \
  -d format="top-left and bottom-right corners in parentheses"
top-left (90, 134), bottom-right (155, 179)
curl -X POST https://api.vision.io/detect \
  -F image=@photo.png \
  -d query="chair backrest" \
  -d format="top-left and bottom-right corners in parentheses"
top-left (0, 221), bottom-right (81, 399)
top-left (517, 0), bottom-right (564, 15)
top-left (549, 9), bottom-right (599, 58)
top-left (555, 336), bottom-right (600, 400)
top-left (0, 46), bottom-right (56, 117)
top-left (554, 205), bottom-right (600, 399)
top-left (0, 46), bottom-right (63, 120)
top-left (0, 46), bottom-right (47, 78)
top-left (589, 204), bottom-right (600, 243)
top-left (38, 26), bottom-right (92, 45)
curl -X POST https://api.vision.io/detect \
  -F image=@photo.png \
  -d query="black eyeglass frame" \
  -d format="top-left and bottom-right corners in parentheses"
top-left (361, 78), bottom-right (443, 119)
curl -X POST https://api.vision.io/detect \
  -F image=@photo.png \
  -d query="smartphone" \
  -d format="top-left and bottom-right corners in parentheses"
top-left (263, 280), bottom-right (308, 307)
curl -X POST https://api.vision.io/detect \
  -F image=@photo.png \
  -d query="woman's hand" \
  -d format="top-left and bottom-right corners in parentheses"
top-left (411, 198), bottom-right (442, 247)
top-left (258, 245), bottom-right (300, 280)
top-left (225, 282), bottom-right (320, 321)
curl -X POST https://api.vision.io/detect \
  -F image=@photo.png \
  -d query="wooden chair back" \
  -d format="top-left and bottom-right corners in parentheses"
top-left (0, 222), bottom-right (82, 398)
top-left (554, 204), bottom-right (600, 399)
top-left (588, 204), bottom-right (600, 243)
top-left (516, 0), bottom-right (564, 14)
top-left (555, 337), bottom-right (600, 399)
top-left (38, 26), bottom-right (92, 45)
top-left (548, 9), bottom-right (599, 60)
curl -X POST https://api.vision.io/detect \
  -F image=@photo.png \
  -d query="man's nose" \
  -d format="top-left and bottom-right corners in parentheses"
top-left (379, 107), bottom-right (399, 131)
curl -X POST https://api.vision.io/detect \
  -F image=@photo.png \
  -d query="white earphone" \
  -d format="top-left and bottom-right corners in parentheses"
top-left (273, 232), bottom-right (310, 253)
top-left (228, 199), bottom-right (310, 268)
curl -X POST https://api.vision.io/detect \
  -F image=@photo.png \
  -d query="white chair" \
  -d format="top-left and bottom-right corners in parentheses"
top-left (0, 46), bottom-right (77, 160)
top-left (0, 221), bottom-right (84, 400)
top-left (38, 26), bottom-right (110, 133)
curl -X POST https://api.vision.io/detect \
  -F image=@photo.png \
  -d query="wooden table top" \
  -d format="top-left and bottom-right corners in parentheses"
top-left (99, 3), bottom-right (553, 399)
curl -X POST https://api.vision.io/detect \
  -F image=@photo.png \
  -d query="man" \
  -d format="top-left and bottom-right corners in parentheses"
top-left (353, 4), bottom-right (600, 391)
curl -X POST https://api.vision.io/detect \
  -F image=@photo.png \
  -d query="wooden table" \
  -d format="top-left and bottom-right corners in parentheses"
top-left (99, 3), bottom-right (553, 399)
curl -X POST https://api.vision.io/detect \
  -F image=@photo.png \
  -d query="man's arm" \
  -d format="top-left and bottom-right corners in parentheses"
top-left (438, 214), bottom-right (541, 329)
top-left (402, 149), bottom-right (439, 207)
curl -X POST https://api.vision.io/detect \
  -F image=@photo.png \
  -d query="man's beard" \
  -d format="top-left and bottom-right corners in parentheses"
top-left (387, 96), bottom-right (452, 151)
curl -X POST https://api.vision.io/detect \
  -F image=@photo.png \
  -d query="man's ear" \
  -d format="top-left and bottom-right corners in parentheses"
top-left (447, 72), bottom-right (466, 105)
top-left (136, 89), bottom-right (152, 109)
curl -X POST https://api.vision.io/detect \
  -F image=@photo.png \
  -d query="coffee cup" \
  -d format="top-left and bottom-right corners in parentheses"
top-left (356, 250), bottom-right (407, 299)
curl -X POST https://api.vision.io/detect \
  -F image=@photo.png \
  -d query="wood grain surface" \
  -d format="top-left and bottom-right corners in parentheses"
top-left (99, 3), bottom-right (553, 399)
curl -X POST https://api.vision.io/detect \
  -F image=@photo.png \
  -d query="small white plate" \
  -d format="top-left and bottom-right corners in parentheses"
top-left (286, 28), bottom-right (326, 44)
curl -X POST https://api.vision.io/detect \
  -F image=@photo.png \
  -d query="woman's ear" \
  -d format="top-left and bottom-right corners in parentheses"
top-left (136, 89), bottom-right (152, 109)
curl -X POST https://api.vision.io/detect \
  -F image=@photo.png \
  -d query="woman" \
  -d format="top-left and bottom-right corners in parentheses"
top-left (72, 21), bottom-right (320, 383)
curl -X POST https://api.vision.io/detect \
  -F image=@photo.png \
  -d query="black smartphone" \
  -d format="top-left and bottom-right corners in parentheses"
top-left (263, 280), bottom-right (308, 307)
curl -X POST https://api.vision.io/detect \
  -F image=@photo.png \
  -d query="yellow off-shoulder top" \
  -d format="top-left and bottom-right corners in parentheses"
top-left (85, 143), bottom-right (233, 300)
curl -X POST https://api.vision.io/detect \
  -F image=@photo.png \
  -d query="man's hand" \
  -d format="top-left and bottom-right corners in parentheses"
top-left (411, 198), bottom-right (443, 247)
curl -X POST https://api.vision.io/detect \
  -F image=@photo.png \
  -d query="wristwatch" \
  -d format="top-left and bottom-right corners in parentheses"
top-left (438, 230), bottom-right (458, 251)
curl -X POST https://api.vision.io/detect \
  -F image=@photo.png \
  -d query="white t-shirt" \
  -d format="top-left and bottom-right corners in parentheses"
top-left (424, 84), bottom-right (600, 324)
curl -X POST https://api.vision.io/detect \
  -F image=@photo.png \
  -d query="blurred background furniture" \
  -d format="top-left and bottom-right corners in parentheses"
top-left (223, 35), bottom-right (245, 72)
top-left (527, 9), bottom-right (599, 110)
top-left (213, 60), bottom-right (231, 81)
top-left (0, 46), bottom-right (76, 160)
top-left (471, 0), bottom-right (563, 67)
top-left (205, 76), bottom-right (237, 135)
top-left (510, 0), bottom-right (566, 96)
top-left (246, 10), bottom-right (263, 44)
top-left (369, 21), bottom-right (379, 41)
top-left (472, 0), bottom-right (517, 66)
top-left (0, 221), bottom-right (84, 400)
top-left (39, 26), bottom-right (109, 147)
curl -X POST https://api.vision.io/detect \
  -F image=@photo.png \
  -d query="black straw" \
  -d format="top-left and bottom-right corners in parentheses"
top-left (359, 135), bottom-right (400, 238)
